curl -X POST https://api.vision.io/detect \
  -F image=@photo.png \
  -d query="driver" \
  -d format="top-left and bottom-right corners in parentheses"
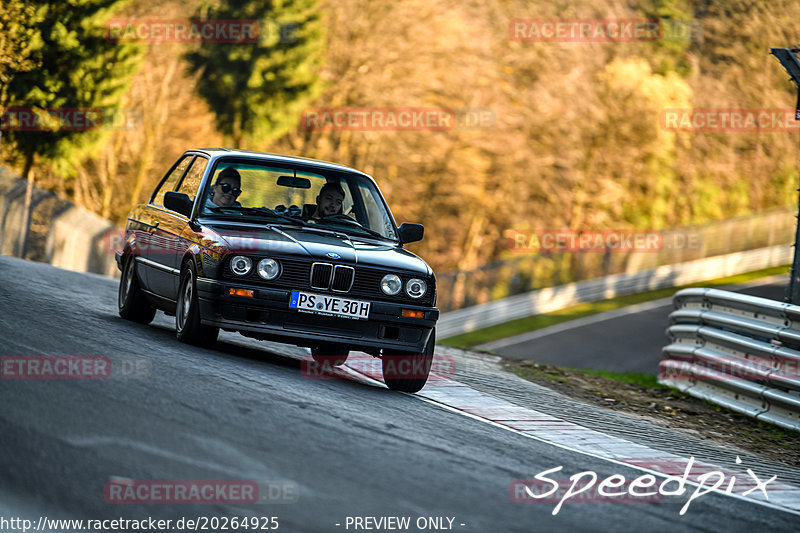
top-left (311, 182), bottom-right (345, 219)
top-left (205, 167), bottom-right (242, 209)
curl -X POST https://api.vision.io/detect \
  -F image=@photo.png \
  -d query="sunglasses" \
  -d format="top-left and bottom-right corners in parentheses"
top-left (217, 182), bottom-right (242, 197)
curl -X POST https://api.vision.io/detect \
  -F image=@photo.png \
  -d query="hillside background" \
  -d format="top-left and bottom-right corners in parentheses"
top-left (2, 0), bottom-right (799, 290)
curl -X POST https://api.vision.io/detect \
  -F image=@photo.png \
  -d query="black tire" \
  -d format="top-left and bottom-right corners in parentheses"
top-left (176, 261), bottom-right (219, 346)
top-left (382, 328), bottom-right (435, 393)
top-left (311, 343), bottom-right (349, 367)
top-left (118, 254), bottom-right (156, 324)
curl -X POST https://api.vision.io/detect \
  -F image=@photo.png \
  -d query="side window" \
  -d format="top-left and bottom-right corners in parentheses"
top-left (356, 182), bottom-right (395, 238)
top-left (176, 157), bottom-right (208, 201)
top-left (152, 156), bottom-right (192, 207)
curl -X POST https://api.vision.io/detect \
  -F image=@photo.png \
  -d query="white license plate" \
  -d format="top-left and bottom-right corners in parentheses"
top-left (289, 291), bottom-right (371, 320)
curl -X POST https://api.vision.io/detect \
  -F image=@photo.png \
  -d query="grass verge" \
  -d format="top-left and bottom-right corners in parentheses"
top-left (503, 359), bottom-right (800, 465)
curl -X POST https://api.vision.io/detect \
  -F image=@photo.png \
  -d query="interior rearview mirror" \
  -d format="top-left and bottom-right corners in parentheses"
top-left (277, 176), bottom-right (312, 189)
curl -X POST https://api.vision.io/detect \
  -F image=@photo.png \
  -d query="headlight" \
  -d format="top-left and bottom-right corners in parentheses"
top-left (257, 258), bottom-right (281, 280)
top-left (381, 274), bottom-right (402, 296)
top-left (230, 256), bottom-right (252, 276)
top-left (406, 278), bottom-right (427, 298)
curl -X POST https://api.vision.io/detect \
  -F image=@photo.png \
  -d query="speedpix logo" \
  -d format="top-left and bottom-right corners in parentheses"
top-left (511, 456), bottom-right (777, 515)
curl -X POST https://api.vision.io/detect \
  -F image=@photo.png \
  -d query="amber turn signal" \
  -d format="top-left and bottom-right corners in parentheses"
top-left (228, 288), bottom-right (254, 297)
top-left (401, 309), bottom-right (424, 319)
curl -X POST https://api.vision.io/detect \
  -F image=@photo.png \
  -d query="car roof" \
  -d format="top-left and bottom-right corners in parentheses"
top-left (188, 148), bottom-right (372, 178)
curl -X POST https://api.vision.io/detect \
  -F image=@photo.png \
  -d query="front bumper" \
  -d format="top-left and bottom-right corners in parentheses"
top-left (196, 277), bottom-right (439, 353)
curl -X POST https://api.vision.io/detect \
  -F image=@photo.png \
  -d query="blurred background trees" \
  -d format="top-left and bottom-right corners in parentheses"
top-left (186, 0), bottom-right (324, 148)
top-left (2, 0), bottom-right (799, 282)
top-left (1, 0), bottom-right (142, 180)
top-left (0, 0), bottom-right (141, 254)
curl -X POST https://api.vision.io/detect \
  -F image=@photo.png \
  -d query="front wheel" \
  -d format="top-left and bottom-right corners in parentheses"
top-left (382, 328), bottom-right (435, 393)
top-left (176, 262), bottom-right (219, 346)
top-left (118, 254), bottom-right (156, 324)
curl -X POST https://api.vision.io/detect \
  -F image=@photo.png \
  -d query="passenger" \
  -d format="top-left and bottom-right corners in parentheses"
top-left (311, 182), bottom-right (345, 218)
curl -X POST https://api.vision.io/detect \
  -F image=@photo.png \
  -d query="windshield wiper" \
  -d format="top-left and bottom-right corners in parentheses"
top-left (206, 206), bottom-right (240, 214)
top-left (313, 215), bottom-right (390, 239)
top-left (237, 207), bottom-right (307, 226)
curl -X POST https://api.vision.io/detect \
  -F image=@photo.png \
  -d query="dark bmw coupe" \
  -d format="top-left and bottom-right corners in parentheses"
top-left (116, 149), bottom-right (438, 392)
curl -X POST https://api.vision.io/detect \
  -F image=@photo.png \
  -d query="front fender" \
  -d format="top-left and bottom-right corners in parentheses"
top-left (182, 244), bottom-right (204, 277)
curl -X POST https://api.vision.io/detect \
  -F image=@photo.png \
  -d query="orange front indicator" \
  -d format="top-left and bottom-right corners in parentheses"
top-left (228, 288), bottom-right (254, 298)
top-left (401, 309), bottom-right (425, 319)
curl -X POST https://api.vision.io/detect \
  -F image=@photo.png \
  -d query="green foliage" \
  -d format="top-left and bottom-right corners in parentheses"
top-left (1, 0), bottom-right (143, 176)
top-left (577, 369), bottom-right (668, 388)
top-left (767, 163), bottom-right (800, 208)
top-left (640, 0), bottom-right (695, 76)
top-left (593, 58), bottom-right (692, 229)
top-left (0, 2), bottom-right (45, 102)
top-left (186, 0), bottom-right (325, 148)
top-left (690, 177), bottom-right (726, 220)
top-left (3, 0), bottom-right (800, 288)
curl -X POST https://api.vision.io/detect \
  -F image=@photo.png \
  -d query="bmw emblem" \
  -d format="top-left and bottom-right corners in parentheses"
top-left (326, 252), bottom-right (341, 259)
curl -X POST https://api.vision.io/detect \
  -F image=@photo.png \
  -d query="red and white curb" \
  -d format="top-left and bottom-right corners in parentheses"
top-left (339, 353), bottom-right (800, 515)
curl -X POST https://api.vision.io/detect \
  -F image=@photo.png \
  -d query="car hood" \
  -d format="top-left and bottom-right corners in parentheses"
top-left (198, 220), bottom-right (432, 276)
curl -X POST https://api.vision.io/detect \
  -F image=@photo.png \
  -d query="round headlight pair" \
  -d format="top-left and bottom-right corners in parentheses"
top-left (381, 274), bottom-right (402, 295)
top-left (230, 256), bottom-right (252, 276)
top-left (405, 278), bottom-right (427, 299)
top-left (380, 274), bottom-right (427, 299)
top-left (230, 256), bottom-right (281, 280)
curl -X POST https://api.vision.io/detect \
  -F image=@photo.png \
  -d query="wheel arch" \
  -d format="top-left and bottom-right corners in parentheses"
top-left (181, 244), bottom-right (204, 276)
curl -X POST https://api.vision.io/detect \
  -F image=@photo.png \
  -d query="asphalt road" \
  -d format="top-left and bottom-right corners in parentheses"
top-left (480, 278), bottom-right (788, 374)
top-left (0, 256), bottom-right (797, 532)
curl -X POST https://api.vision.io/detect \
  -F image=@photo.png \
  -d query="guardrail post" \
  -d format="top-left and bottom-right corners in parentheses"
top-left (770, 46), bottom-right (800, 304)
top-left (790, 192), bottom-right (800, 304)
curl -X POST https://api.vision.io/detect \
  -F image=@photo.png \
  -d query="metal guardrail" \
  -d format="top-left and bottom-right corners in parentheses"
top-left (0, 167), bottom-right (119, 276)
top-left (437, 207), bottom-right (795, 312)
top-left (660, 288), bottom-right (800, 431)
top-left (438, 246), bottom-right (792, 339)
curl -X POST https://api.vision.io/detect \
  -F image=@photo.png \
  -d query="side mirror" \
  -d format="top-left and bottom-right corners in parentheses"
top-left (164, 191), bottom-right (193, 218)
top-left (398, 223), bottom-right (424, 244)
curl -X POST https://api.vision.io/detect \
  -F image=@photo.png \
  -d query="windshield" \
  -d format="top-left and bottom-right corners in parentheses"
top-left (199, 159), bottom-right (398, 240)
